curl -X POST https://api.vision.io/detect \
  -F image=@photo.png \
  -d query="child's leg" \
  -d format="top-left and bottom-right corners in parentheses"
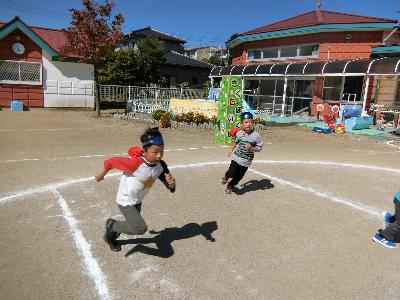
top-left (227, 162), bottom-right (248, 189)
top-left (113, 204), bottom-right (148, 235)
top-left (224, 160), bottom-right (238, 180)
top-left (379, 199), bottom-right (400, 242)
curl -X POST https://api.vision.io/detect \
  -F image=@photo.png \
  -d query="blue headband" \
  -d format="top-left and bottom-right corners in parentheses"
top-left (241, 112), bottom-right (253, 120)
top-left (143, 135), bottom-right (164, 147)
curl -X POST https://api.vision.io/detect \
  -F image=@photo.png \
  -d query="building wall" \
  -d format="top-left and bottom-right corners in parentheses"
top-left (375, 76), bottom-right (398, 108)
top-left (231, 31), bottom-right (383, 65)
top-left (197, 47), bottom-right (219, 61)
top-left (0, 28), bottom-right (43, 106)
top-left (42, 52), bottom-right (94, 108)
top-left (160, 65), bottom-right (210, 88)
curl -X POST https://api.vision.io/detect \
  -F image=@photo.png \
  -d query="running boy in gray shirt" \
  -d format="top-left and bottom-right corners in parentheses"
top-left (221, 112), bottom-right (263, 194)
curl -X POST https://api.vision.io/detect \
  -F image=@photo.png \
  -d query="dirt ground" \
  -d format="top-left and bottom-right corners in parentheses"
top-left (0, 108), bottom-right (399, 300)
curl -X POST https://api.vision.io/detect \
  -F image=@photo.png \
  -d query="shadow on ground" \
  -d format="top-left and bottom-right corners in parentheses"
top-left (122, 221), bottom-right (218, 258)
top-left (233, 178), bottom-right (274, 195)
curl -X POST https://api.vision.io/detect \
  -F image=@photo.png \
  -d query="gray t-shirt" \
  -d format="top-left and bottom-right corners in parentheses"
top-left (231, 130), bottom-right (263, 167)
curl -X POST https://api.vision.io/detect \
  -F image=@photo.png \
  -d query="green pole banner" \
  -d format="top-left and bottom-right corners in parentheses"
top-left (215, 76), bottom-right (243, 144)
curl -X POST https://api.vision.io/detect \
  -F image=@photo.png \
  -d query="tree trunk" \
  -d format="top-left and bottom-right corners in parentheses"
top-left (94, 68), bottom-right (100, 117)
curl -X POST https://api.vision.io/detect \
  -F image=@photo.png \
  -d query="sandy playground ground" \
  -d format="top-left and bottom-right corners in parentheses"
top-left (0, 108), bottom-right (400, 300)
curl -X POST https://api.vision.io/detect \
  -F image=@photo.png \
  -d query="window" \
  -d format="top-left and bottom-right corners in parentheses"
top-left (247, 44), bottom-right (319, 61)
top-left (280, 46), bottom-right (297, 58)
top-left (263, 48), bottom-right (278, 59)
top-left (0, 60), bottom-right (42, 85)
top-left (299, 44), bottom-right (319, 56)
top-left (247, 50), bottom-right (261, 60)
top-left (322, 77), bottom-right (343, 101)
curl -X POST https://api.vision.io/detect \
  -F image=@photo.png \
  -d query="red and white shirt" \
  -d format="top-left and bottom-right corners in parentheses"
top-left (103, 146), bottom-right (174, 206)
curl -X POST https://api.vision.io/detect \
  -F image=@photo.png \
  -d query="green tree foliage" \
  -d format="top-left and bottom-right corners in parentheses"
top-left (99, 37), bottom-right (167, 86)
top-left (202, 53), bottom-right (227, 66)
top-left (98, 47), bottom-right (137, 85)
top-left (60, 0), bottom-right (124, 116)
top-left (135, 37), bottom-right (167, 85)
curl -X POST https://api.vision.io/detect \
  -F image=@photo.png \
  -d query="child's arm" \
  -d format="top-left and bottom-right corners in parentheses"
top-left (95, 155), bottom-right (143, 182)
top-left (158, 160), bottom-right (176, 192)
top-left (245, 134), bottom-right (263, 152)
top-left (227, 142), bottom-right (237, 157)
top-left (95, 168), bottom-right (108, 182)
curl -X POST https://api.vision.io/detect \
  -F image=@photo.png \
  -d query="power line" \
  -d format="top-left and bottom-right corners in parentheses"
top-left (3, 0), bottom-right (70, 18)
top-left (1, 1), bottom-right (229, 46)
top-left (126, 27), bottom-right (229, 46)
top-left (0, 0), bottom-right (70, 21)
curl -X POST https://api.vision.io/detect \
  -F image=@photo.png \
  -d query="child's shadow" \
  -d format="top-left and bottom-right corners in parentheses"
top-left (122, 221), bottom-right (218, 258)
top-left (233, 179), bottom-right (274, 195)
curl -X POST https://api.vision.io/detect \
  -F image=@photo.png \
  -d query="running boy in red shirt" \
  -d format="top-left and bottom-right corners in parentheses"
top-left (95, 127), bottom-right (176, 252)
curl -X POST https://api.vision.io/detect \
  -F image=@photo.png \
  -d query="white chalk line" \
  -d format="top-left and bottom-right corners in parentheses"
top-left (247, 168), bottom-right (381, 218)
top-left (52, 189), bottom-right (111, 300)
top-left (2, 160), bottom-right (399, 207)
top-left (0, 127), bottom-right (98, 132)
top-left (386, 140), bottom-right (400, 150)
top-left (0, 146), bottom-right (230, 164)
top-left (253, 160), bottom-right (400, 174)
top-left (1, 159), bottom-right (398, 299)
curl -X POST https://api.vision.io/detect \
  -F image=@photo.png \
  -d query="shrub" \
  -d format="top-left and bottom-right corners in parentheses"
top-left (179, 81), bottom-right (190, 89)
top-left (159, 111), bottom-right (171, 128)
top-left (254, 117), bottom-right (267, 125)
top-left (151, 109), bottom-right (166, 121)
top-left (193, 112), bottom-right (208, 124)
top-left (173, 111), bottom-right (211, 124)
top-left (210, 115), bottom-right (218, 124)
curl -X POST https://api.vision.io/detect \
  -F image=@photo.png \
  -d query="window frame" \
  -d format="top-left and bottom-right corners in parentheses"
top-left (0, 60), bottom-right (42, 85)
top-left (246, 43), bottom-right (319, 62)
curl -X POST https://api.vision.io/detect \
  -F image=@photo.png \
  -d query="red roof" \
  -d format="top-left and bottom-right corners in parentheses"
top-left (242, 10), bottom-right (396, 35)
top-left (0, 20), bottom-right (67, 54)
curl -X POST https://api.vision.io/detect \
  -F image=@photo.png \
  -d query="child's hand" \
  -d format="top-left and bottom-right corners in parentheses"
top-left (95, 169), bottom-right (107, 182)
top-left (245, 143), bottom-right (252, 151)
top-left (165, 173), bottom-right (176, 189)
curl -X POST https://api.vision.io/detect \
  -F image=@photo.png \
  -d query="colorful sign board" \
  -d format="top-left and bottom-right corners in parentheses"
top-left (215, 76), bottom-right (243, 144)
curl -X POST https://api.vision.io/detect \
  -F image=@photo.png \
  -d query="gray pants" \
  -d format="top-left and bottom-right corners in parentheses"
top-left (380, 199), bottom-right (400, 243)
top-left (112, 203), bottom-right (148, 235)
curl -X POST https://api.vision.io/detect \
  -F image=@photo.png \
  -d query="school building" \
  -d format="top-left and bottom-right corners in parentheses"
top-left (210, 6), bottom-right (400, 116)
top-left (0, 17), bottom-right (94, 108)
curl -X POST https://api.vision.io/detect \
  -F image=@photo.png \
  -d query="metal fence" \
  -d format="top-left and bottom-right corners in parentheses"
top-left (99, 85), bottom-right (209, 114)
top-left (100, 85), bottom-right (207, 102)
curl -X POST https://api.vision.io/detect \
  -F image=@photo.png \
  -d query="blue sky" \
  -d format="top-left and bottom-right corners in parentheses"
top-left (0, 0), bottom-right (399, 47)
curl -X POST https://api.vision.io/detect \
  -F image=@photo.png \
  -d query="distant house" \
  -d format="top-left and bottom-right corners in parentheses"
top-left (0, 17), bottom-right (94, 108)
top-left (210, 7), bottom-right (400, 115)
top-left (185, 46), bottom-right (226, 61)
top-left (118, 26), bottom-right (213, 88)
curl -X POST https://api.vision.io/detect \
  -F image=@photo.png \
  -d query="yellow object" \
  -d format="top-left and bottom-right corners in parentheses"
top-left (335, 124), bottom-right (345, 134)
top-left (169, 98), bottom-right (218, 119)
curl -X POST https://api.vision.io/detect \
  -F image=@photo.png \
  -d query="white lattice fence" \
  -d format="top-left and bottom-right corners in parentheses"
top-left (0, 60), bottom-right (42, 84)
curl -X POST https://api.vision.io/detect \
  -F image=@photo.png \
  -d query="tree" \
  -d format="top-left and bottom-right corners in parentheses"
top-left (98, 48), bottom-right (137, 85)
top-left (202, 52), bottom-right (227, 66)
top-left (60, 0), bottom-right (124, 116)
top-left (135, 37), bottom-right (167, 85)
top-left (98, 37), bottom-right (167, 86)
